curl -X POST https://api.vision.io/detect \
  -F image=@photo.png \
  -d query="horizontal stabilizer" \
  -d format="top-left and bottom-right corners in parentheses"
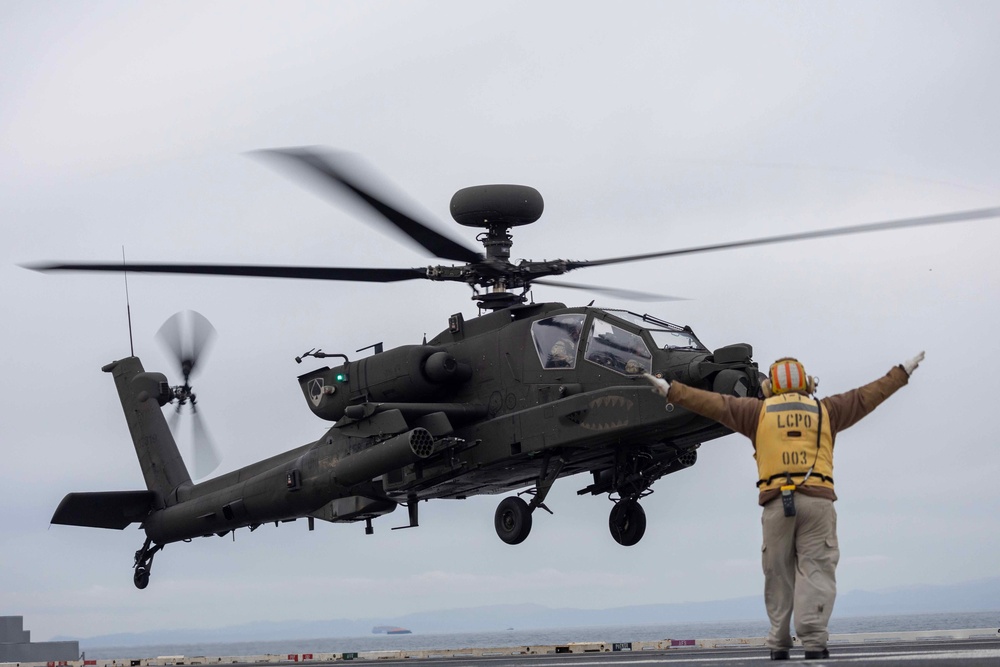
top-left (51, 490), bottom-right (158, 530)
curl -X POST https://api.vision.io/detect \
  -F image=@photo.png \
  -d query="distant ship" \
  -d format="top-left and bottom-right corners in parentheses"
top-left (371, 626), bottom-right (412, 635)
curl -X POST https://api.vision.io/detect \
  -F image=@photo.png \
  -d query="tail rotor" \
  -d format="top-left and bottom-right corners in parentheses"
top-left (156, 310), bottom-right (222, 479)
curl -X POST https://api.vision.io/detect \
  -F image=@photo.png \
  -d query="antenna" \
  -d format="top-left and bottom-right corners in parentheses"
top-left (122, 246), bottom-right (134, 356)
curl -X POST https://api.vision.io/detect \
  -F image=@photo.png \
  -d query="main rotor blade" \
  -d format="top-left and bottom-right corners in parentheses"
top-left (254, 147), bottom-right (482, 264)
top-left (567, 206), bottom-right (1000, 270)
top-left (533, 279), bottom-right (687, 303)
top-left (29, 262), bottom-right (430, 283)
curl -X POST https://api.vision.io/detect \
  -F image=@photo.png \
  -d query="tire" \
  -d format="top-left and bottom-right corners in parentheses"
top-left (494, 496), bottom-right (533, 545)
top-left (609, 500), bottom-right (646, 546)
top-left (133, 566), bottom-right (150, 590)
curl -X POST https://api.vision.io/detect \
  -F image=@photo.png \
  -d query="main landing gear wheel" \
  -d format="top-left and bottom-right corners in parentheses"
top-left (495, 496), bottom-right (532, 545)
top-left (609, 499), bottom-right (646, 546)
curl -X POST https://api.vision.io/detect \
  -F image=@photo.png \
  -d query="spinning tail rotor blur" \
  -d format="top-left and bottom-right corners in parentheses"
top-left (157, 310), bottom-right (221, 479)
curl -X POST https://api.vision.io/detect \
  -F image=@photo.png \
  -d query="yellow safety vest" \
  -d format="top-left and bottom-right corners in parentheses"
top-left (755, 393), bottom-right (835, 493)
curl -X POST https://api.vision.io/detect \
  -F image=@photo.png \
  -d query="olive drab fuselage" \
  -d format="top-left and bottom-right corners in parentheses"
top-left (53, 301), bottom-right (761, 549)
top-left (755, 393), bottom-right (834, 493)
top-left (292, 303), bottom-right (751, 503)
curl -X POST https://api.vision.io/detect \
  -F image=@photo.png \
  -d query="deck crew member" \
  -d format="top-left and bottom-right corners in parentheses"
top-left (646, 352), bottom-right (924, 661)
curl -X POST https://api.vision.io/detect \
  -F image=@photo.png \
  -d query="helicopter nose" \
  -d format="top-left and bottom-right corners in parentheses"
top-left (666, 344), bottom-right (758, 397)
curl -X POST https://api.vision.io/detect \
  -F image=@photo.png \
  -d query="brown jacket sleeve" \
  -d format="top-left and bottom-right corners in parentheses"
top-left (665, 364), bottom-right (910, 446)
top-left (666, 382), bottom-right (764, 440)
top-left (822, 365), bottom-right (910, 433)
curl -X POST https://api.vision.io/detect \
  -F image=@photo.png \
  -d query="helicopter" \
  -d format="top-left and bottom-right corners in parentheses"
top-left (35, 147), bottom-right (1000, 590)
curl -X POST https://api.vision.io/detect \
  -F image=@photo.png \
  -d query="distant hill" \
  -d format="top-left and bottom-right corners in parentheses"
top-left (67, 576), bottom-right (1000, 648)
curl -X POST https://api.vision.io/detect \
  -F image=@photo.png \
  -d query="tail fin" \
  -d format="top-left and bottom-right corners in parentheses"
top-left (103, 356), bottom-right (191, 500)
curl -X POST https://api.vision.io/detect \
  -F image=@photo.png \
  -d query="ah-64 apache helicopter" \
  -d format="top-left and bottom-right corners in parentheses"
top-left (35, 148), bottom-right (1000, 589)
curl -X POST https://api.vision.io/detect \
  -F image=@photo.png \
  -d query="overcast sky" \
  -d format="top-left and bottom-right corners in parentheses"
top-left (3, 0), bottom-right (999, 642)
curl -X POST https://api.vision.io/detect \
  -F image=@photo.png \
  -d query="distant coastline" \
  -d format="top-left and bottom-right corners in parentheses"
top-left (76, 611), bottom-right (1000, 660)
top-left (60, 576), bottom-right (1000, 649)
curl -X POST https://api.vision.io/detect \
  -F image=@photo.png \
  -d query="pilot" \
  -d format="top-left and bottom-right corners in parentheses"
top-left (646, 352), bottom-right (924, 661)
top-left (547, 323), bottom-right (582, 368)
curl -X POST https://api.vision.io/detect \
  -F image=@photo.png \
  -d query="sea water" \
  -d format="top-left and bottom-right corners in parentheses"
top-left (82, 611), bottom-right (999, 659)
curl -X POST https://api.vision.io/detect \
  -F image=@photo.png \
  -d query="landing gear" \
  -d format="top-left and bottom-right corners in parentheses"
top-left (493, 456), bottom-right (564, 545)
top-left (577, 446), bottom-right (700, 546)
top-left (609, 499), bottom-right (646, 546)
top-left (132, 537), bottom-right (163, 590)
top-left (494, 496), bottom-right (532, 545)
top-left (133, 566), bottom-right (151, 590)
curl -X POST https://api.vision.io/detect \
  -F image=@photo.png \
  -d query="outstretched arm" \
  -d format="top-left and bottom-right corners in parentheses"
top-left (824, 352), bottom-right (923, 432)
top-left (644, 373), bottom-right (763, 439)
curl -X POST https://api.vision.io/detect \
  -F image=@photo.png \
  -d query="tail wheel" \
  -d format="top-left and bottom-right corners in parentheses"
top-left (609, 499), bottom-right (646, 546)
top-left (132, 538), bottom-right (162, 590)
top-left (133, 566), bottom-right (150, 590)
top-left (494, 496), bottom-right (532, 545)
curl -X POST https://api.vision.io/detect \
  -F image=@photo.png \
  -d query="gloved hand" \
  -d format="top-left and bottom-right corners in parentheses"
top-left (902, 351), bottom-right (925, 376)
top-left (643, 372), bottom-right (671, 397)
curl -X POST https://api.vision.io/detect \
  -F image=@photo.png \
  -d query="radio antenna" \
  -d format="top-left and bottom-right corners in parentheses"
top-left (122, 246), bottom-right (135, 356)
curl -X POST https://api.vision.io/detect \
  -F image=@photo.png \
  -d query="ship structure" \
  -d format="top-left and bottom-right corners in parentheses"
top-left (0, 616), bottom-right (79, 662)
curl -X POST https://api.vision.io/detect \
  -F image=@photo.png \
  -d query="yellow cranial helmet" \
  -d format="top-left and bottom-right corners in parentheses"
top-left (767, 357), bottom-right (814, 395)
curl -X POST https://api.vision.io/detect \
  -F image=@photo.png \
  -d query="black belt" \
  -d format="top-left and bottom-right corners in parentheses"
top-left (757, 472), bottom-right (834, 488)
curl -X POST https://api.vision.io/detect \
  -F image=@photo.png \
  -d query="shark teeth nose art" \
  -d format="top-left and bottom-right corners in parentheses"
top-left (566, 395), bottom-right (634, 431)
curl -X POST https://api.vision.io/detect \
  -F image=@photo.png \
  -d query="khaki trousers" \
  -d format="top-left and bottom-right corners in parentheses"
top-left (761, 493), bottom-right (839, 651)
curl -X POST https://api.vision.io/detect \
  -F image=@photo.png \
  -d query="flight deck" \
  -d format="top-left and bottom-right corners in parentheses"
top-left (25, 628), bottom-right (999, 667)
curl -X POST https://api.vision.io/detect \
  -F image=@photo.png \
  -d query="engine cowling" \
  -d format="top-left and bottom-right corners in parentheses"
top-left (297, 345), bottom-right (471, 421)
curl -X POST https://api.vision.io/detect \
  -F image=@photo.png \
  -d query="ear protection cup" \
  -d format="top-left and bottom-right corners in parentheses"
top-left (761, 378), bottom-right (773, 398)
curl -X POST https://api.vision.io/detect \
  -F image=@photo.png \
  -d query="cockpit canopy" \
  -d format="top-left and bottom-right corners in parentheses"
top-left (530, 309), bottom-right (706, 375)
top-left (603, 310), bottom-right (706, 352)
